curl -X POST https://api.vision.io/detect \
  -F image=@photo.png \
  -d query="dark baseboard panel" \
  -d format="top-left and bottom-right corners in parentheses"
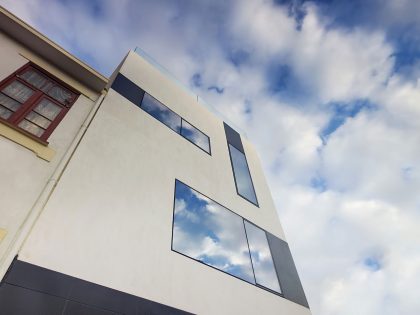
top-left (0, 259), bottom-right (193, 315)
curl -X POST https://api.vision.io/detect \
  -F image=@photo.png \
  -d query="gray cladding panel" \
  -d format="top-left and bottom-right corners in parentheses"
top-left (266, 233), bottom-right (309, 308)
top-left (223, 122), bottom-right (244, 153)
top-left (0, 259), bottom-right (193, 315)
top-left (111, 73), bottom-right (145, 106)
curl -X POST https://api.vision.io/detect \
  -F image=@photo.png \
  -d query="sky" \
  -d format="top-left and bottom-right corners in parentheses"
top-left (2, 0), bottom-right (419, 314)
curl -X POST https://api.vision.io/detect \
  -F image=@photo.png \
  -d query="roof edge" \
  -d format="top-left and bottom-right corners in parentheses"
top-left (0, 5), bottom-right (108, 92)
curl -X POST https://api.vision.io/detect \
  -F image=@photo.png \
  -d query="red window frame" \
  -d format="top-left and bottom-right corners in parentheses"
top-left (0, 63), bottom-right (79, 144)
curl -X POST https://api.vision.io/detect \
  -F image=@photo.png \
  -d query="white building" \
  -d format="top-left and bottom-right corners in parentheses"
top-left (0, 6), bottom-right (310, 315)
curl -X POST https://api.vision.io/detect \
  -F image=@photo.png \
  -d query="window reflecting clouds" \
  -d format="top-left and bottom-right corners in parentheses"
top-left (244, 221), bottom-right (282, 293)
top-left (172, 181), bottom-right (283, 295)
top-left (181, 120), bottom-right (210, 153)
top-left (229, 144), bottom-right (258, 205)
top-left (141, 93), bottom-right (181, 133)
top-left (140, 93), bottom-right (211, 154)
top-left (172, 181), bottom-right (255, 283)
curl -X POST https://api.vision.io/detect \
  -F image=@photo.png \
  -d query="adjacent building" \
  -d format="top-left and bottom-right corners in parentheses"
top-left (0, 6), bottom-right (310, 315)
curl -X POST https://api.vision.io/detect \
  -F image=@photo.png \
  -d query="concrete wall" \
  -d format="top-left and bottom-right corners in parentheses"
top-left (19, 51), bottom-right (309, 314)
top-left (0, 31), bottom-right (100, 276)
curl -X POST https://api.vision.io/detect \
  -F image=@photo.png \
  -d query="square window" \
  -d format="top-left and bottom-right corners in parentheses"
top-left (0, 64), bottom-right (79, 142)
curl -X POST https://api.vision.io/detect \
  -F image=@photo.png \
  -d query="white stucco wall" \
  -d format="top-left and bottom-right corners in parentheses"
top-left (0, 32), bottom-right (99, 272)
top-left (19, 52), bottom-right (309, 315)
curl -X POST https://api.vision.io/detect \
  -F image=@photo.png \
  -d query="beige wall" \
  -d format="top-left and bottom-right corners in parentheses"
top-left (0, 31), bottom-right (100, 275)
top-left (19, 52), bottom-right (308, 315)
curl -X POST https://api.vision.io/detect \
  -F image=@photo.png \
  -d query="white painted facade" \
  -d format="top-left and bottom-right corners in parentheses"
top-left (0, 7), bottom-right (310, 314)
top-left (0, 21), bottom-right (105, 279)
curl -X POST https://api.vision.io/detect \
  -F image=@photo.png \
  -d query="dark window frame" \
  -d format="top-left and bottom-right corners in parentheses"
top-left (0, 63), bottom-right (79, 144)
top-left (171, 179), bottom-right (283, 298)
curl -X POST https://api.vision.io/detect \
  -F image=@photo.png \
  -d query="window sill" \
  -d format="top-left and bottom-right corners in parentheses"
top-left (0, 121), bottom-right (55, 161)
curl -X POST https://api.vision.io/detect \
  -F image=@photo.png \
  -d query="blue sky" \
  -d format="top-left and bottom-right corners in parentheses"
top-left (2, 0), bottom-right (419, 314)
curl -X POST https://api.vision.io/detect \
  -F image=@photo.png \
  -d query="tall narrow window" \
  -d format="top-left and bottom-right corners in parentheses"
top-left (244, 220), bottom-right (281, 293)
top-left (0, 64), bottom-right (78, 142)
top-left (228, 144), bottom-right (258, 205)
top-left (224, 122), bottom-right (258, 206)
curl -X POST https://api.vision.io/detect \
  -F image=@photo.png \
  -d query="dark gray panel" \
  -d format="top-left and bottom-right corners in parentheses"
top-left (223, 122), bottom-right (244, 153)
top-left (0, 283), bottom-right (65, 315)
top-left (3, 259), bottom-right (74, 298)
top-left (64, 300), bottom-right (120, 315)
top-left (137, 299), bottom-right (191, 315)
top-left (1, 260), bottom-right (193, 315)
top-left (266, 233), bottom-right (309, 308)
top-left (69, 278), bottom-right (137, 314)
top-left (111, 73), bottom-right (145, 106)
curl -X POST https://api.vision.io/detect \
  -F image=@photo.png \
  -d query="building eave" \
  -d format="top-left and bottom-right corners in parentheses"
top-left (0, 5), bottom-right (108, 93)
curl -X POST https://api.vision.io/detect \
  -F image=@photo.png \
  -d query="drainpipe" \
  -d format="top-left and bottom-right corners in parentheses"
top-left (0, 91), bottom-right (106, 280)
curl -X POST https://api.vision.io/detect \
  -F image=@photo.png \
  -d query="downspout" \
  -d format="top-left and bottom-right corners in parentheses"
top-left (0, 90), bottom-right (107, 279)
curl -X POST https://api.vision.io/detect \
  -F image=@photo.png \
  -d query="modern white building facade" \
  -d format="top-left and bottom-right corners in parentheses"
top-left (0, 6), bottom-right (310, 315)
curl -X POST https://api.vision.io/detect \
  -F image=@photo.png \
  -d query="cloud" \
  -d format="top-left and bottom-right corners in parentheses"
top-left (2, 0), bottom-right (420, 314)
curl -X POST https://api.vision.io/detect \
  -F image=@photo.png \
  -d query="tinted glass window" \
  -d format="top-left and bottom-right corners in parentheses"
top-left (141, 93), bottom-right (181, 132)
top-left (229, 144), bottom-right (258, 205)
top-left (172, 181), bottom-right (255, 283)
top-left (244, 221), bottom-right (281, 293)
top-left (181, 120), bottom-right (210, 153)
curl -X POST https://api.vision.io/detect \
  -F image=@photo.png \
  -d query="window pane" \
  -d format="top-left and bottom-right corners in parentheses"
top-left (181, 120), bottom-right (210, 153)
top-left (2, 80), bottom-right (34, 103)
top-left (34, 99), bottom-right (62, 120)
top-left (0, 92), bottom-right (21, 112)
top-left (0, 105), bottom-right (13, 120)
top-left (25, 111), bottom-right (51, 129)
top-left (18, 119), bottom-right (45, 137)
top-left (20, 68), bottom-right (53, 91)
top-left (229, 144), bottom-right (258, 205)
top-left (48, 85), bottom-right (74, 105)
top-left (244, 221), bottom-right (281, 293)
top-left (172, 181), bottom-right (255, 283)
top-left (141, 93), bottom-right (181, 133)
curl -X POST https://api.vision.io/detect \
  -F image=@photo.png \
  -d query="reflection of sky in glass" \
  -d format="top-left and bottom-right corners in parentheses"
top-left (244, 221), bottom-right (282, 293)
top-left (229, 144), bottom-right (258, 205)
top-left (172, 181), bottom-right (255, 284)
top-left (181, 120), bottom-right (210, 153)
top-left (141, 93), bottom-right (181, 132)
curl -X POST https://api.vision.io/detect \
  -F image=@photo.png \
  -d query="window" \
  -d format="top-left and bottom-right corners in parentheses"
top-left (141, 93), bottom-right (181, 133)
top-left (244, 220), bottom-right (282, 293)
top-left (228, 144), bottom-right (258, 205)
top-left (0, 64), bottom-right (78, 142)
top-left (224, 122), bottom-right (258, 206)
top-left (140, 91), bottom-right (211, 154)
top-left (180, 120), bottom-right (211, 154)
top-left (172, 180), bottom-right (281, 295)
